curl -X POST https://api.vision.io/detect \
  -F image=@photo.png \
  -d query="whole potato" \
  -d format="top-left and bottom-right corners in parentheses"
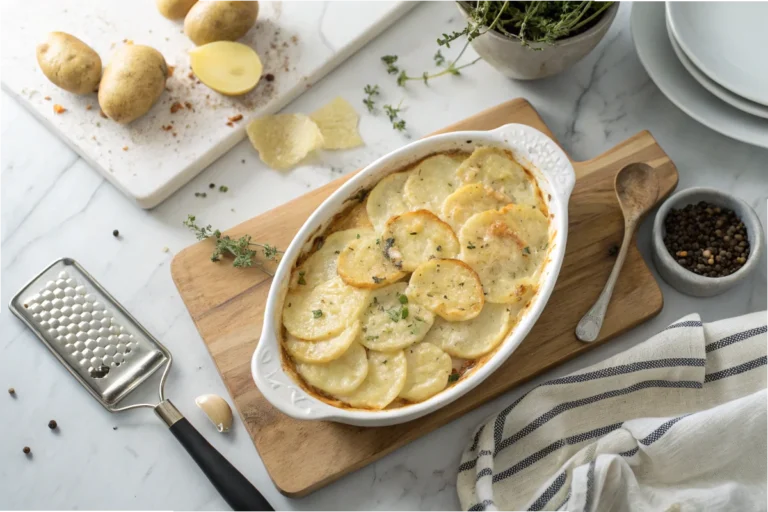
top-left (156, 0), bottom-right (198, 20)
top-left (36, 32), bottom-right (102, 95)
top-left (98, 45), bottom-right (167, 124)
top-left (184, 1), bottom-right (259, 46)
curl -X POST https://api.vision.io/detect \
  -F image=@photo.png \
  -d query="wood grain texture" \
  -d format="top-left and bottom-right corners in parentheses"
top-left (170, 99), bottom-right (678, 497)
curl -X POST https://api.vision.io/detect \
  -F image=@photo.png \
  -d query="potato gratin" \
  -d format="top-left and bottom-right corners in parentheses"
top-left (281, 146), bottom-right (550, 410)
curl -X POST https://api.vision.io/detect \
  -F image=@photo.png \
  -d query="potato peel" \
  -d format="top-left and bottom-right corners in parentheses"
top-left (310, 97), bottom-right (364, 150)
top-left (247, 113), bottom-right (324, 170)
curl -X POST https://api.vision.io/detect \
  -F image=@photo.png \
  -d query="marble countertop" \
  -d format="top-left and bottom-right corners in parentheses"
top-left (1, 3), bottom-right (766, 510)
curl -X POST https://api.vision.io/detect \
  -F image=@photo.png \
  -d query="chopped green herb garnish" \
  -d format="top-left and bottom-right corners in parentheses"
top-left (448, 373), bottom-right (460, 383)
top-left (387, 308), bottom-right (401, 322)
top-left (467, 242), bottom-right (476, 249)
top-left (523, 246), bottom-right (531, 255)
top-left (398, 294), bottom-right (408, 305)
top-left (219, 185), bottom-right (228, 193)
top-left (356, 233), bottom-right (361, 239)
top-left (372, 276), bottom-right (384, 284)
top-left (401, 306), bottom-right (409, 320)
top-left (297, 270), bottom-right (306, 285)
top-left (312, 309), bottom-right (323, 319)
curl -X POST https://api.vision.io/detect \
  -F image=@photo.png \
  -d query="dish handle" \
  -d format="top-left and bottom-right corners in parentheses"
top-left (490, 123), bottom-right (576, 203)
top-left (252, 335), bottom-right (329, 421)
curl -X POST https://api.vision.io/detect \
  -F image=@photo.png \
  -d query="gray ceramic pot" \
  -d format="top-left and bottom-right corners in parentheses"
top-left (651, 187), bottom-right (764, 297)
top-left (458, 2), bottom-right (619, 80)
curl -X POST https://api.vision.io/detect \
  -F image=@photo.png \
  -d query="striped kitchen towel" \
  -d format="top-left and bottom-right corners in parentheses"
top-left (457, 312), bottom-right (767, 512)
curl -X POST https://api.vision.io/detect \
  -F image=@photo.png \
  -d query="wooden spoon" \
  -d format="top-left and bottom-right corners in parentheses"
top-left (575, 163), bottom-right (660, 342)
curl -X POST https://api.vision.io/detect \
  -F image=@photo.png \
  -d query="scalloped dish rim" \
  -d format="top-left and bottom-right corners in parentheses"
top-left (252, 123), bottom-right (575, 427)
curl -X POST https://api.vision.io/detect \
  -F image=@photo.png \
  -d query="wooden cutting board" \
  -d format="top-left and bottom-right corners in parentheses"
top-left (170, 98), bottom-right (678, 497)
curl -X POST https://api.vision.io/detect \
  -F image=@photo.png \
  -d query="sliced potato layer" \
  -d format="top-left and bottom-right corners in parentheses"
top-left (442, 183), bottom-right (512, 233)
top-left (310, 97), bottom-right (363, 150)
top-left (366, 171), bottom-right (412, 233)
top-left (283, 321), bottom-right (361, 364)
top-left (247, 113), bottom-right (323, 170)
top-left (423, 303), bottom-right (519, 359)
top-left (337, 350), bottom-right (407, 410)
top-left (337, 234), bottom-right (407, 289)
top-left (291, 228), bottom-right (374, 290)
top-left (456, 146), bottom-right (538, 206)
top-left (403, 154), bottom-right (464, 212)
top-left (283, 276), bottom-right (369, 340)
top-left (295, 342), bottom-right (368, 395)
top-left (359, 283), bottom-right (435, 352)
top-left (382, 210), bottom-right (460, 271)
top-left (399, 343), bottom-right (452, 402)
top-left (459, 204), bottom-right (548, 303)
top-left (407, 259), bottom-right (484, 321)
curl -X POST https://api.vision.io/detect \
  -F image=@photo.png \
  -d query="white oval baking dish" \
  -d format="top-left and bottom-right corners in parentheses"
top-left (252, 123), bottom-right (575, 427)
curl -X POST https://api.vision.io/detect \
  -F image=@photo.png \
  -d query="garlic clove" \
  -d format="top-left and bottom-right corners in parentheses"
top-left (195, 394), bottom-right (233, 433)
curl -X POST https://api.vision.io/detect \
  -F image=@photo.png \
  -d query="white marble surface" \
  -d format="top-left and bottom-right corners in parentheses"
top-left (1, 2), bottom-right (766, 510)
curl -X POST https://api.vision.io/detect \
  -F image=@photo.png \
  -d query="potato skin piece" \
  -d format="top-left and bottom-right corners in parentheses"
top-left (156, 0), bottom-right (198, 19)
top-left (98, 45), bottom-right (168, 124)
top-left (184, 1), bottom-right (259, 46)
top-left (36, 32), bottom-right (102, 95)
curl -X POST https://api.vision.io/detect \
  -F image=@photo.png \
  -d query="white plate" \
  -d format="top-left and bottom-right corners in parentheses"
top-left (631, 3), bottom-right (768, 149)
top-left (665, 18), bottom-right (768, 120)
top-left (666, 2), bottom-right (768, 106)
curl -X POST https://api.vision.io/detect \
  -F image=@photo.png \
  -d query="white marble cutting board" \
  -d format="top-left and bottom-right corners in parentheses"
top-left (0, 0), bottom-right (414, 208)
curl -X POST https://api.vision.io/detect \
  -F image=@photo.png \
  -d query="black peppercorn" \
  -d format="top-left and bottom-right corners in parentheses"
top-left (663, 201), bottom-right (750, 278)
top-left (8, 387), bottom-right (15, 395)
top-left (112, 229), bottom-right (119, 237)
top-left (48, 420), bottom-right (57, 430)
top-left (23, 446), bottom-right (31, 454)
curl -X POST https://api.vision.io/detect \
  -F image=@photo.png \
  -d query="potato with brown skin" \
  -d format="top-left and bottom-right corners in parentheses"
top-left (98, 45), bottom-right (167, 124)
top-left (184, 1), bottom-right (259, 46)
top-left (36, 32), bottom-right (102, 95)
top-left (156, 0), bottom-right (198, 20)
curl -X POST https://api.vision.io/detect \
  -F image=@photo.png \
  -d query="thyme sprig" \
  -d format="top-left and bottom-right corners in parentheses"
top-left (184, 215), bottom-right (282, 271)
top-left (383, 102), bottom-right (406, 131)
top-left (362, 84), bottom-right (380, 113)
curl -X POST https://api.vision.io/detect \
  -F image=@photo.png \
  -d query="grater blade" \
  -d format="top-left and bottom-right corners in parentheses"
top-left (9, 257), bottom-right (171, 411)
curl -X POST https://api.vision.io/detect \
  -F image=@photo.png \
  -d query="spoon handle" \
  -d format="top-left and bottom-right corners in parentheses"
top-left (575, 222), bottom-right (635, 342)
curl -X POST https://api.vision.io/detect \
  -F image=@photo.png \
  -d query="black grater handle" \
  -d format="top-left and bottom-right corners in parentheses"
top-left (157, 401), bottom-right (273, 511)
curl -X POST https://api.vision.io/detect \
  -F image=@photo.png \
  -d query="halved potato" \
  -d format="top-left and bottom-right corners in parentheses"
top-left (456, 146), bottom-right (538, 206)
top-left (398, 342), bottom-right (452, 402)
top-left (458, 204), bottom-right (548, 303)
top-left (423, 303), bottom-right (520, 359)
top-left (359, 283), bottom-right (434, 352)
top-left (382, 210), bottom-right (460, 271)
top-left (291, 228), bottom-right (374, 290)
top-left (403, 154), bottom-right (464, 212)
top-left (336, 350), bottom-right (407, 410)
top-left (366, 171), bottom-right (413, 233)
top-left (189, 41), bottom-right (262, 96)
top-left (295, 342), bottom-right (368, 395)
top-left (282, 276), bottom-right (369, 340)
top-left (337, 234), bottom-right (407, 289)
top-left (442, 183), bottom-right (511, 233)
top-left (283, 321), bottom-right (361, 364)
top-left (407, 258), bottom-right (484, 321)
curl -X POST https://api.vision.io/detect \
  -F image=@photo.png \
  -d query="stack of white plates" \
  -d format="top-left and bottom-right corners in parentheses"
top-left (631, 2), bottom-right (768, 148)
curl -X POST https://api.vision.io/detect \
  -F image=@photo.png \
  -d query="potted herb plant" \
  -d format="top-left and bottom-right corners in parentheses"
top-left (454, 1), bottom-right (618, 80)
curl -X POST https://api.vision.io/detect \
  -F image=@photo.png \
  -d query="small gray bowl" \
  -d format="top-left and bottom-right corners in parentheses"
top-left (457, 2), bottom-right (619, 80)
top-left (652, 187), bottom-right (764, 297)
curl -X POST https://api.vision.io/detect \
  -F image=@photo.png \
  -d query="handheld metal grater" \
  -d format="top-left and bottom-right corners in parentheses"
top-left (10, 258), bottom-right (272, 511)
